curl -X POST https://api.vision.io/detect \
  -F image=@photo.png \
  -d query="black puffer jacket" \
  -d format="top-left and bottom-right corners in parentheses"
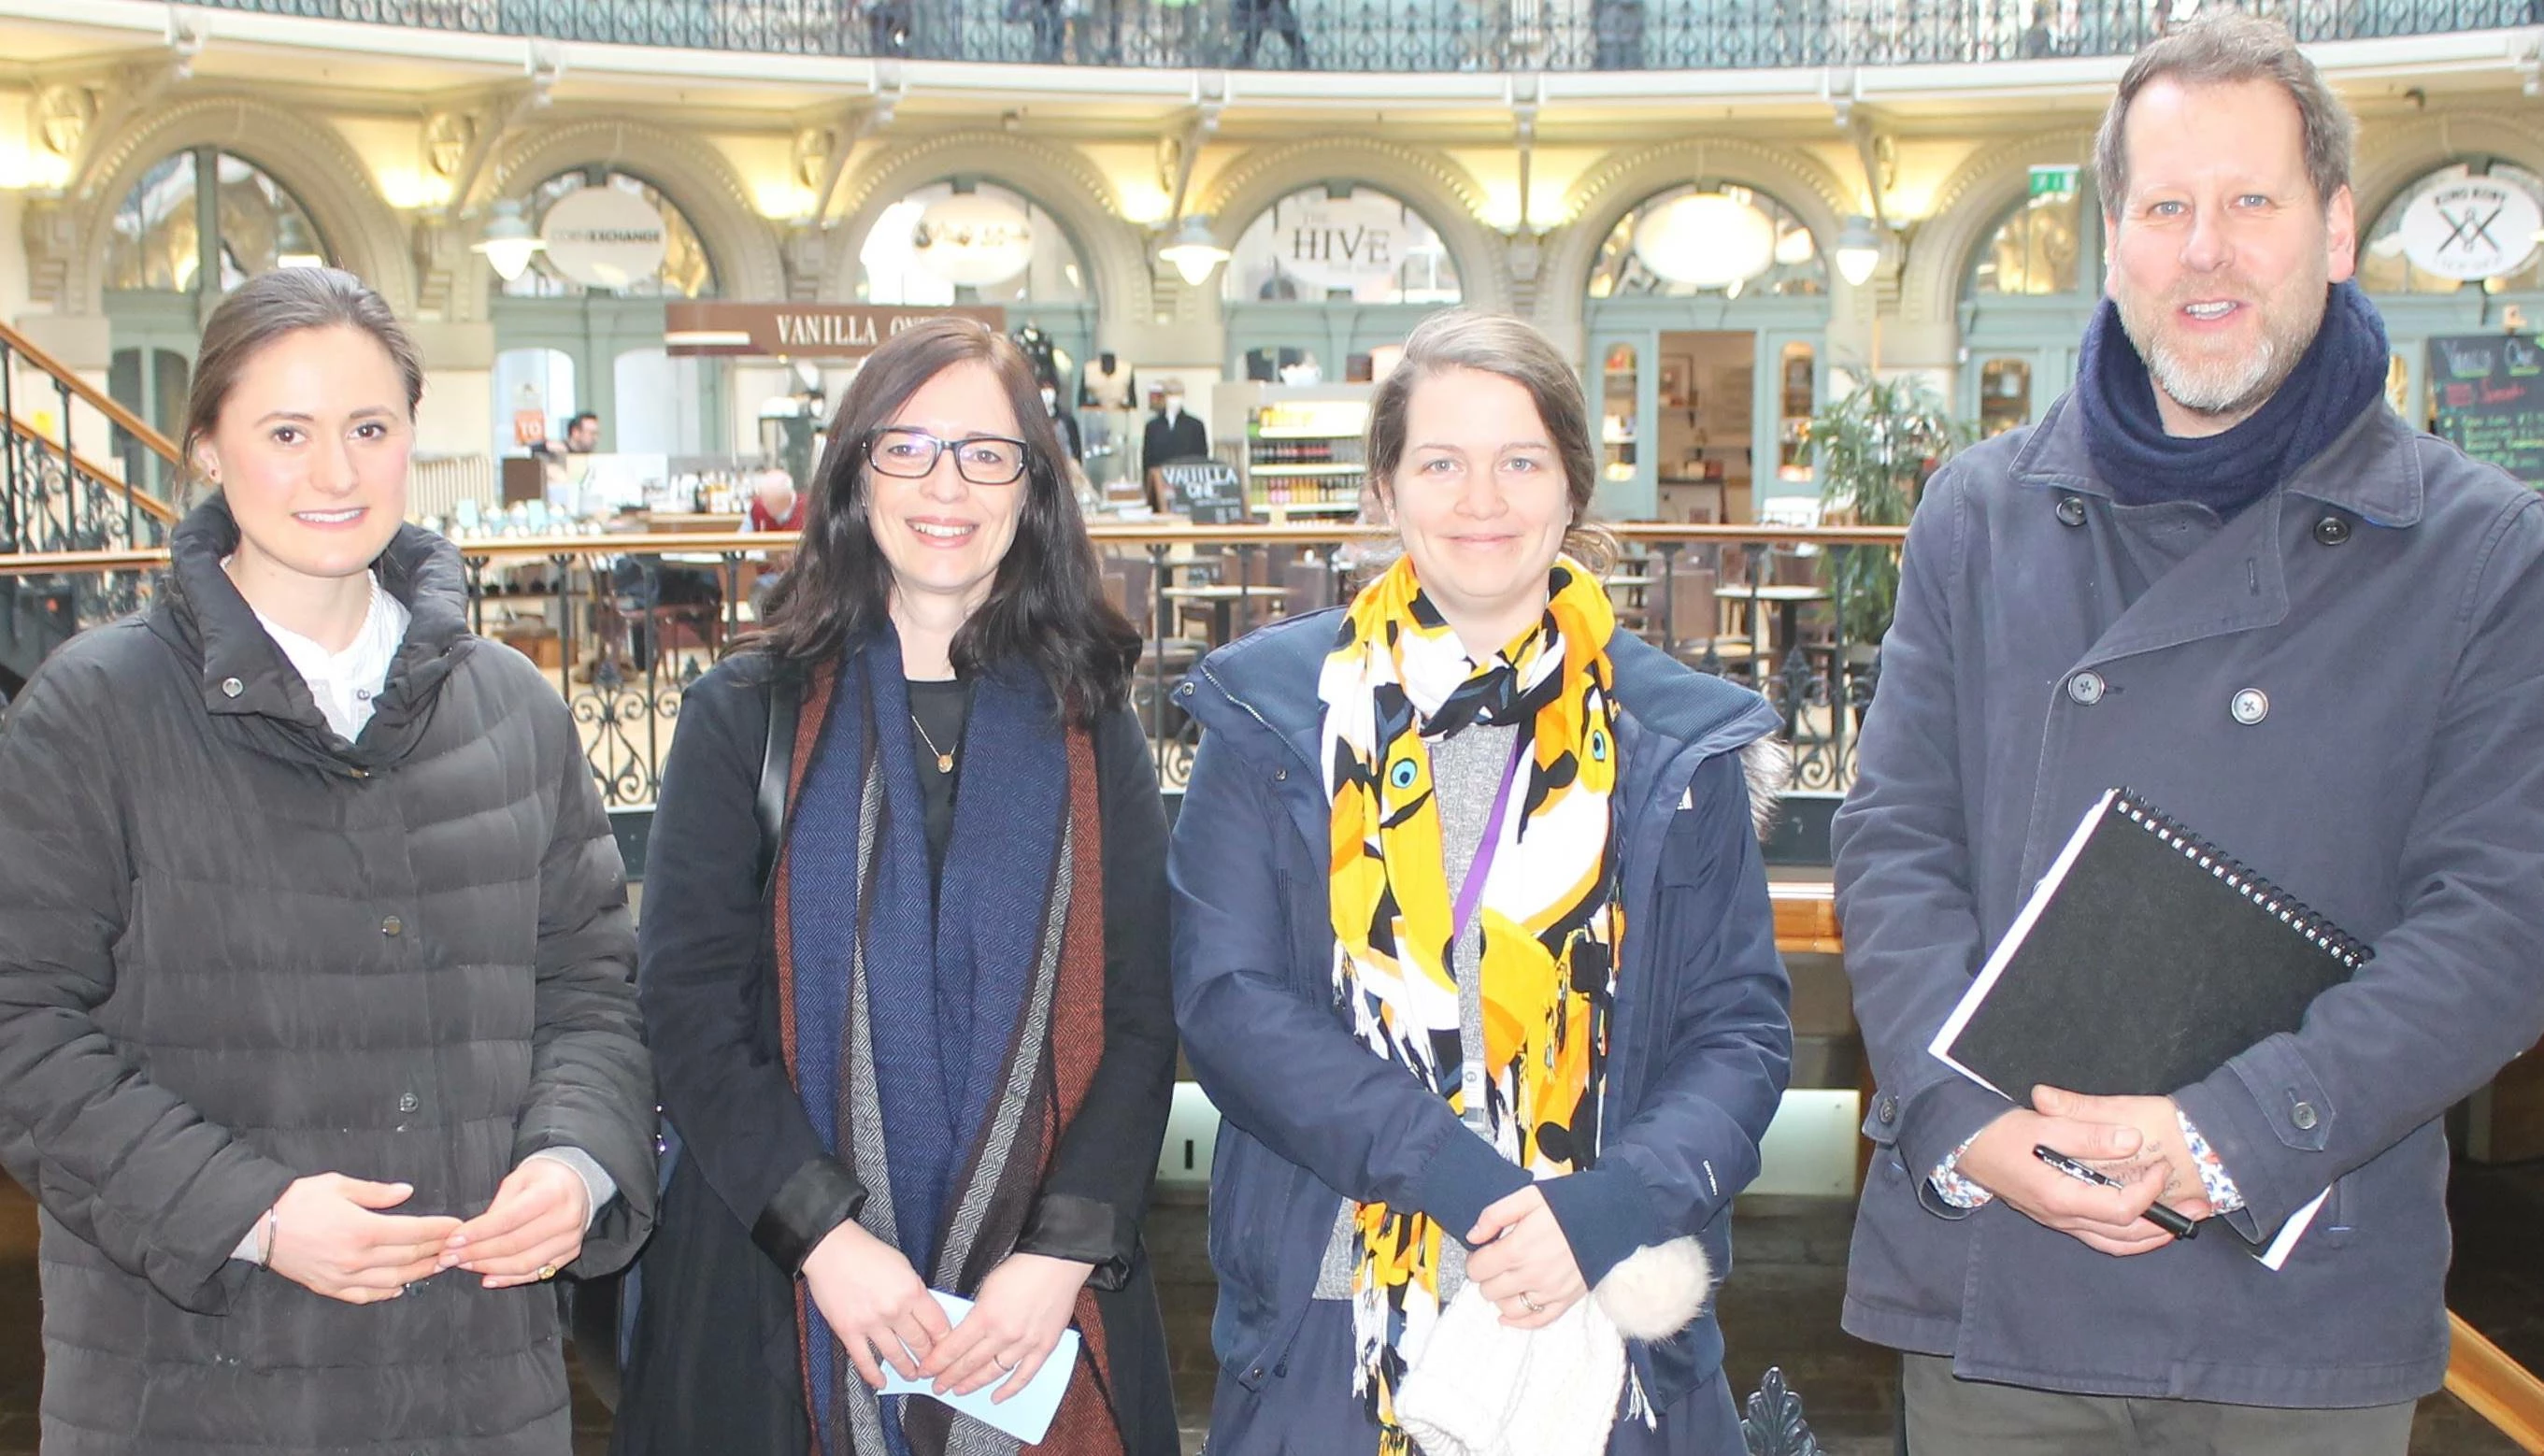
top-left (0, 501), bottom-right (654, 1453)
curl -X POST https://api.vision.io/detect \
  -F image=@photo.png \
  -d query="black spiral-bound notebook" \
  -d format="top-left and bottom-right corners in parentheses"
top-left (1931, 788), bottom-right (2373, 1105)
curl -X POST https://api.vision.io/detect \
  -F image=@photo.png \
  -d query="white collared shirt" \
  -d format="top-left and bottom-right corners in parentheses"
top-left (247, 573), bottom-right (410, 744)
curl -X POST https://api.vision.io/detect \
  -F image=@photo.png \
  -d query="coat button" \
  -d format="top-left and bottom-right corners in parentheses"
top-left (398, 1092), bottom-right (421, 1114)
top-left (380, 915), bottom-right (404, 936)
top-left (221, 677), bottom-right (244, 698)
top-left (2055, 495), bottom-right (2088, 527)
top-left (2313, 514), bottom-right (2351, 547)
top-left (1878, 1096), bottom-right (1897, 1124)
top-left (2066, 670), bottom-right (2106, 706)
top-left (2230, 688), bottom-right (2269, 726)
top-left (2291, 1101), bottom-right (2318, 1131)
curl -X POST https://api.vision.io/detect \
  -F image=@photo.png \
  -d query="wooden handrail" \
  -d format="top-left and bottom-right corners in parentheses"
top-left (2, 412), bottom-right (180, 527)
top-left (0, 318), bottom-right (181, 465)
top-left (2450, 1313), bottom-right (2544, 1452)
top-left (1765, 879), bottom-right (2544, 1452)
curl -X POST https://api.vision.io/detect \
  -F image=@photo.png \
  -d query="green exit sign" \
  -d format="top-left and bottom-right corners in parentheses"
top-left (2030, 165), bottom-right (2080, 198)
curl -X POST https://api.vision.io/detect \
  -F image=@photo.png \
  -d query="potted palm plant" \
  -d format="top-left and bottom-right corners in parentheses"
top-left (1808, 376), bottom-right (1974, 651)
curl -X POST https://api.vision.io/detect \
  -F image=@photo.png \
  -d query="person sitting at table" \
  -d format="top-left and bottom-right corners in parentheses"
top-left (740, 465), bottom-right (805, 621)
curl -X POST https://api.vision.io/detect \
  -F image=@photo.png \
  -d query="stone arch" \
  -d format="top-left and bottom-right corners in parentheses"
top-left (56, 94), bottom-right (415, 317)
top-left (823, 132), bottom-right (1152, 334)
top-left (2349, 110), bottom-right (2544, 244)
top-left (488, 117), bottom-right (787, 309)
top-left (1536, 137), bottom-right (1855, 349)
top-left (1194, 136), bottom-right (1508, 313)
top-left (1900, 130), bottom-right (2098, 327)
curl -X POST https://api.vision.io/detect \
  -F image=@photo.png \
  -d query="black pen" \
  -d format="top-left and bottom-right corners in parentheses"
top-left (2033, 1144), bottom-right (2199, 1239)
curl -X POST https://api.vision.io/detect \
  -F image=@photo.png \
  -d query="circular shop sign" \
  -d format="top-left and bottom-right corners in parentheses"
top-left (539, 186), bottom-right (669, 290)
top-left (910, 193), bottom-right (1036, 288)
top-left (2399, 176), bottom-right (2542, 282)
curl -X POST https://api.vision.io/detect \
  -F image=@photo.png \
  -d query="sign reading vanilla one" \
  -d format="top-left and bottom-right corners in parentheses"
top-left (2399, 175), bottom-right (2543, 282)
top-left (539, 185), bottom-right (669, 290)
top-left (664, 303), bottom-right (1008, 358)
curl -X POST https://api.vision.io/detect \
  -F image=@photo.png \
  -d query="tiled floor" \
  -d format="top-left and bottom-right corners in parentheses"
top-left (3, 1163), bottom-right (2538, 1454)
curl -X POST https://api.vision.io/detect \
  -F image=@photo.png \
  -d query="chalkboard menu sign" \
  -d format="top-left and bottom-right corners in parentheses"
top-left (1158, 462), bottom-right (1249, 524)
top-left (2430, 334), bottom-right (2544, 483)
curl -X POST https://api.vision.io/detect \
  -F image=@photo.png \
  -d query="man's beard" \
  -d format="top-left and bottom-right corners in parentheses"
top-left (2118, 278), bottom-right (2325, 421)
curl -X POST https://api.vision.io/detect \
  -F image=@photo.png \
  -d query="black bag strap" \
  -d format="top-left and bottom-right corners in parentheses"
top-left (754, 669), bottom-right (801, 895)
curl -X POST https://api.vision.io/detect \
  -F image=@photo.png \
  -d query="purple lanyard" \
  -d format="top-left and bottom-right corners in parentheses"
top-left (1449, 735), bottom-right (1529, 944)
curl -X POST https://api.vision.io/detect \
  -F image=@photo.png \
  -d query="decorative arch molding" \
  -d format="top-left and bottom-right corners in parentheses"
top-left (1194, 136), bottom-right (1510, 314)
top-left (47, 93), bottom-right (415, 318)
top-left (821, 132), bottom-right (1152, 328)
top-left (1536, 136), bottom-right (1855, 346)
top-left (489, 118), bottom-right (786, 308)
top-left (2349, 110), bottom-right (2544, 236)
top-left (1900, 130), bottom-right (2097, 327)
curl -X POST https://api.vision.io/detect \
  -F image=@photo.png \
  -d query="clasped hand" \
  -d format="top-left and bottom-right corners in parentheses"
top-left (1957, 1084), bottom-right (2214, 1257)
top-left (803, 1224), bottom-right (1092, 1404)
top-left (1465, 1185), bottom-right (1588, 1329)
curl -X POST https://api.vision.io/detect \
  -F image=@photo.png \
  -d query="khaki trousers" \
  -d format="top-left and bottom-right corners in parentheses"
top-left (1900, 1354), bottom-right (2414, 1456)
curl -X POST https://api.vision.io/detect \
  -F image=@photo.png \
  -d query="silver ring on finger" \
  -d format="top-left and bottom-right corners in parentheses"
top-left (994, 1353), bottom-right (1018, 1373)
top-left (1520, 1292), bottom-right (1543, 1313)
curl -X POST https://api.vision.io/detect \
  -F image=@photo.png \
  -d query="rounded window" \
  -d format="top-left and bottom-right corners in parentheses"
top-left (505, 168), bottom-right (716, 298)
top-left (1223, 185), bottom-right (1461, 305)
top-left (858, 179), bottom-right (1090, 307)
top-left (1973, 190), bottom-right (2084, 296)
top-left (107, 149), bottom-right (328, 293)
top-left (2359, 161), bottom-right (2544, 296)
top-left (1588, 183), bottom-right (1825, 300)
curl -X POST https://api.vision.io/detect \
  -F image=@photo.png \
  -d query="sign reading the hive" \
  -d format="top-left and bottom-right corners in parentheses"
top-left (540, 186), bottom-right (668, 290)
top-left (2429, 333), bottom-right (2544, 483)
top-left (1274, 192), bottom-right (1417, 297)
top-left (2400, 177), bottom-right (2542, 282)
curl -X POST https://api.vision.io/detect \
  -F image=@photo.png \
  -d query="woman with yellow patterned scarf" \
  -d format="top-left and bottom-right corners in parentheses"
top-left (1172, 309), bottom-right (1794, 1456)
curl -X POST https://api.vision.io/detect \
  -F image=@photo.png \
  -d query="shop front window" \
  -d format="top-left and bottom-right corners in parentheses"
top-left (858, 179), bottom-right (1090, 307)
top-left (1601, 341), bottom-right (1638, 482)
top-left (1978, 357), bottom-right (2033, 436)
top-left (1778, 341), bottom-right (1818, 481)
top-left (505, 169), bottom-right (716, 299)
top-left (1587, 183), bottom-right (1825, 300)
top-left (2359, 160), bottom-right (2544, 296)
top-left (107, 148), bottom-right (329, 293)
top-left (1223, 184), bottom-right (1461, 305)
top-left (1973, 190), bottom-right (2083, 296)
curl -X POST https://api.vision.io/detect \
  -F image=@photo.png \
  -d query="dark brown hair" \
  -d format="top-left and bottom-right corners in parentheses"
top-left (1365, 307), bottom-right (1616, 572)
top-left (2094, 14), bottom-right (2354, 217)
top-left (181, 267), bottom-right (424, 492)
top-left (758, 318), bottom-right (1139, 725)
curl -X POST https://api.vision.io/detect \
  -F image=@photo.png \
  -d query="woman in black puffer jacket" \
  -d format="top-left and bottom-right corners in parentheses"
top-left (0, 266), bottom-right (654, 1454)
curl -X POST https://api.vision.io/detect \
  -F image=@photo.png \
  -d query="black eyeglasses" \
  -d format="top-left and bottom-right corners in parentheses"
top-left (863, 426), bottom-right (1030, 486)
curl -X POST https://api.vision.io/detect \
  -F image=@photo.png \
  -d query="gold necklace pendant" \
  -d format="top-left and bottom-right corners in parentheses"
top-left (909, 712), bottom-right (955, 774)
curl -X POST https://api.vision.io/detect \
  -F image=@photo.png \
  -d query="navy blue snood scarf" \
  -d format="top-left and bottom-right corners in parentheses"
top-left (2076, 278), bottom-right (2389, 518)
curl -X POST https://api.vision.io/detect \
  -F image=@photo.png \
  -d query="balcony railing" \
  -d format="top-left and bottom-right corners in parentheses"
top-left (0, 521), bottom-right (1903, 803)
top-left (180, 0), bottom-right (2530, 71)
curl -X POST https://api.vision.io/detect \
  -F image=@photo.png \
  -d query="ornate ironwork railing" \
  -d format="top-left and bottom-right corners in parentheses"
top-left (0, 521), bottom-right (1906, 806)
top-left (179, 0), bottom-right (2530, 70)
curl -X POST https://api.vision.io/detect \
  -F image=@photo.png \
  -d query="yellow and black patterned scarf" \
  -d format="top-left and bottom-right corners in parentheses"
top-left (1317, 554), bottom-right (1623, 1451)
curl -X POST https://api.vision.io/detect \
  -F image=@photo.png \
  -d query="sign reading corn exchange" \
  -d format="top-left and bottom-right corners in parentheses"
top-left (664, 303), bottom-right (1008, 359)
top-left (539, 186), bottom-right (669, 290)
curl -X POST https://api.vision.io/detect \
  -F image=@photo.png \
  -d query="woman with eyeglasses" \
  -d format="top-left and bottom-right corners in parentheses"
top-left (614, 319), bottom-right (1179, 1456)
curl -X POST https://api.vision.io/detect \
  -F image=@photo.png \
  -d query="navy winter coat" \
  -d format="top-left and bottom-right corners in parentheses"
top-left (1169, 610), bottom-right (1793, 1426)
top-left (1834, 394), bottom-right (2544, 1406)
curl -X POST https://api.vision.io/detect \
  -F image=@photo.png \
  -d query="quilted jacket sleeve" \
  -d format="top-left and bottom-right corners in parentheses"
top-left (515, 686), bottom-right (656, 1277)
top-left (0, 642), bottom-right (296, 1313)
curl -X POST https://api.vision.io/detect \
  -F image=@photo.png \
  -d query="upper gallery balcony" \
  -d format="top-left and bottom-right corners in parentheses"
top-left (168, 0), bottom-right (2538, 73)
